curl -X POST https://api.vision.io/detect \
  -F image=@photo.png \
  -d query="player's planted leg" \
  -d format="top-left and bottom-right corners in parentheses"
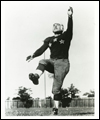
top-left (50, 93), bottom-right (62, 115)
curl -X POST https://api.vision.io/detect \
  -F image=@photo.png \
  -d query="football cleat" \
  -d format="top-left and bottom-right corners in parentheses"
top-left (29, 73), bottom-right (39, 85)
top-left (50, 108), bottom-right (58, 116)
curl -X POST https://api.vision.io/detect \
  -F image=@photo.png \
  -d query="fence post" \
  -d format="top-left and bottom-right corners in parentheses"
top-left (17, 101), bottom-right (18, 108)
top-left (8, 100), bottom-right (9, 109)
top-left (92, 98), bottom-right (94, 107)
top-left (88, 98), bottom-right (90, 107)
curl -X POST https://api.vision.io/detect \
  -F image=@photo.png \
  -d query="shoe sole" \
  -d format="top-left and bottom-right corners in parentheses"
top-left (29, 73), bottom-right (39, 85)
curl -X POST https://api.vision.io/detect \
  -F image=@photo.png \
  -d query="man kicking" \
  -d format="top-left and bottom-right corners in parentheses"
top-left (26, 7), bottom-right (73, 115)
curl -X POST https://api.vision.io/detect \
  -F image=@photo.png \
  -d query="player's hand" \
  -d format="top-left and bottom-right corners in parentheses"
top-left (26, 55), bottom-right (33, 62)
top-left (67, 7), bottom-right (73, 17)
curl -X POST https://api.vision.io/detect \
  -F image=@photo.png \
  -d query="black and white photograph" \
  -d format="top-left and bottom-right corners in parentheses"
top-left (1, 1), bottom-right (99, 119)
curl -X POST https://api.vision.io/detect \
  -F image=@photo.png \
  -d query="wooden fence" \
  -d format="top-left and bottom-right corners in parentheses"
top-left (69, 98), bottom-right (94, 107)
top-left (5, 97), bottom-right (94, 109)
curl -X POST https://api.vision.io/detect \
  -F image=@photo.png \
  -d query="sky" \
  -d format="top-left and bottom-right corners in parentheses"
top-left (1, 1), bottom-right (99, 100)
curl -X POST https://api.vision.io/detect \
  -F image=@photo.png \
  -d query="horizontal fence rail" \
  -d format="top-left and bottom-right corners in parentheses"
top-left (5, 98), bottom-right (94, 109)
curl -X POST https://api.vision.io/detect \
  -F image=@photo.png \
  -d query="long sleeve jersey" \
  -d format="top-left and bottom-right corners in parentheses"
top-left (33, 16), bottom-right (73, 59)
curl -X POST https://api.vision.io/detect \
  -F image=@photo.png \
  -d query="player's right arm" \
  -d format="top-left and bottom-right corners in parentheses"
top-left (32, 43), bottom-right (48, 57)
top-left (26, 38), bottom-right (49, 62)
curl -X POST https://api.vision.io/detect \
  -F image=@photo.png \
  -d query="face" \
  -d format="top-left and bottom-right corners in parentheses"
top-left (53, 23), bottom-right (64, 34)
top-left (53, 23), bottom-right (61, 32)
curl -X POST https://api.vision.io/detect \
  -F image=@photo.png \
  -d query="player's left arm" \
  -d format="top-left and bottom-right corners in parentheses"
top-left (62, 7), bottom-right (73, 41)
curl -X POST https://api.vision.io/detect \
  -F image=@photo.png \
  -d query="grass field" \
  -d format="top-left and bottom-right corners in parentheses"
top-left (5, 107), bottom-right (94, 116)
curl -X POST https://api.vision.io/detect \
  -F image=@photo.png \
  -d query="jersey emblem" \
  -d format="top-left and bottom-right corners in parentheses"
top-left (59, 40), bottom-right (64, 44)
top-left (53, 38), bottom-right (57, 42)
top-left (49, 43), bottom-right (52, 47)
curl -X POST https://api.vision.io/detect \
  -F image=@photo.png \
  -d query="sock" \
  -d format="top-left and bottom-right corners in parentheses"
top-left (54, 100), bottom-right (59, 109)
top-left (34, 69), bottom-right (43, 77)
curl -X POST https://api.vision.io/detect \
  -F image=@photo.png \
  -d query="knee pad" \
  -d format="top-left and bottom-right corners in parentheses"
top-left (39, 59), bottom-right (47, 65)
top-left (53, 93), bottom-right (62, 101)
top-left (36, 63), bottom-right (45, 72)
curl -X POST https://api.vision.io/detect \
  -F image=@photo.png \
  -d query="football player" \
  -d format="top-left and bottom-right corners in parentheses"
top-left (26, 6), bottom-right (73, 115)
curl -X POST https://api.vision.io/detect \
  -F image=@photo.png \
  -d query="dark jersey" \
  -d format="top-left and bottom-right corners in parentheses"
top-left (33, 17), bottom-right (73, 59)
